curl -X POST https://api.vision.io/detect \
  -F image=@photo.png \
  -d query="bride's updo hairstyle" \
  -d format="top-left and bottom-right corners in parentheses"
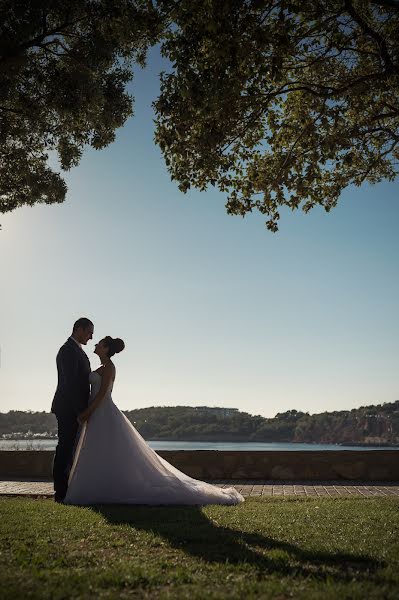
top-left (103, 336), bottom-right (125, 358)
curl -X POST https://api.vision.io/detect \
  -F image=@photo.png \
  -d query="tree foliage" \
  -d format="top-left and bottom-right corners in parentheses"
top-left (1, 401), bottom-right (399, 445)
top-left (155, 0), bottom-right (399, 229)
top-left (1, 1), bottom-right (398, 229)
top-left (0, 0), bottom-right (161, 214)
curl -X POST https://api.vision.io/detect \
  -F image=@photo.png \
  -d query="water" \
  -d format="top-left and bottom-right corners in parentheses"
top-left (0, 439), bottom-right (397, 451)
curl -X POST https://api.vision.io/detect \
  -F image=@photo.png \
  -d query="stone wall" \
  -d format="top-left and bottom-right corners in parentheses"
top-left (0, 450), bottom-right (398, 481)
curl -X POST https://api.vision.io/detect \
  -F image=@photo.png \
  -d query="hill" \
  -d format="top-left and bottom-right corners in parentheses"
top-left (0, 401), bottom-right (398, 445)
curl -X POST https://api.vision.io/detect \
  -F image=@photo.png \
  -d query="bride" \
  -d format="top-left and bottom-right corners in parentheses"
top-left (64, 336), bottom-right (244, 506)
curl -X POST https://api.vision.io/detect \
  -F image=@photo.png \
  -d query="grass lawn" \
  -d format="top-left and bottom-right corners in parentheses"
top-left (0, 496), bottom-right (398, 599)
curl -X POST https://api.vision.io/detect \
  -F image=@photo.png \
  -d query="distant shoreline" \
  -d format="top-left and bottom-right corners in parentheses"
top-left (2, 402), bottom-right (398, 447)
top-left (1, 435), bottom-right (399, 449)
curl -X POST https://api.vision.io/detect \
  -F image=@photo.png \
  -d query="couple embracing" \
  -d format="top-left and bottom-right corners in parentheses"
top-left (52, 318), bottom-right (244, 506)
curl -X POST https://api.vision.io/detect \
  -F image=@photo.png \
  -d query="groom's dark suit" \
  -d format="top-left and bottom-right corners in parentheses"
top-left (51, 337), bottom-right (91, 501)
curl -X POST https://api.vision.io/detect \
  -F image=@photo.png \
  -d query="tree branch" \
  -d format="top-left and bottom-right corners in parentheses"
top-left (344, 0), bottom-right (396, 74)
top-left (0, 18), bottom-right (87, 67)
top-left (0, 105), bottom-right (23, 114)
top-left (370, 0), bottom-right (399, 11)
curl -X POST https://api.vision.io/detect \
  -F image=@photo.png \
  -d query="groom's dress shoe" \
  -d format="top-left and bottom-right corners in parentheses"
top-left (54, 496), bottom-right (65, 504)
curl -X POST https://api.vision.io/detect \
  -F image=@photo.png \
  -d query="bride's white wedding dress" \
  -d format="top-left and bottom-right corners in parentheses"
top-left (64, 372), bottom-right (244, 506)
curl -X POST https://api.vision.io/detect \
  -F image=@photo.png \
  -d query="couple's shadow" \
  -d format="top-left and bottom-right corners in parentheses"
top-left (92, 503), bottom-right (382, 582)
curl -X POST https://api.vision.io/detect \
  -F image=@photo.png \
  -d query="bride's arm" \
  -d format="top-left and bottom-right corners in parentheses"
top-left (79, 363), bottom-right (115, 422)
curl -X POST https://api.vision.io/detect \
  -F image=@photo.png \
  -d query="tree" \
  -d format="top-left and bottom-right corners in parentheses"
top-left (2, 1), bottom-right (398, 231)
top-left (154, 0), bottom-right (399, 230)
top-left (0, 0), bottom-right (161, 215)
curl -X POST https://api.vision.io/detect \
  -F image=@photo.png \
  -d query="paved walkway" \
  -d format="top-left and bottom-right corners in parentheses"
top-left (1, 479), bottom-right (399, 498)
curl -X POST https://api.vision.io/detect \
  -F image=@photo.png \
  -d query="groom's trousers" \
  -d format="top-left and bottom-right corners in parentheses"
top-left (53, 412), bottom-right (79, 501)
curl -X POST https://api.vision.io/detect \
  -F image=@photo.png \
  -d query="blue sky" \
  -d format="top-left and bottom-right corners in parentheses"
top-left (0, 46), bottom-right (398, 418)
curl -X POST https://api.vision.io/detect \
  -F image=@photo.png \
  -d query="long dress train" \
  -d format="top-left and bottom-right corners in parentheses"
top-left (64, 372), bottom-right (244, 506)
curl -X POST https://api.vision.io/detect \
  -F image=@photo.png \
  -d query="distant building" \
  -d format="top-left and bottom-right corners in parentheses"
top-left (194, 407), bottom-right (239, 418)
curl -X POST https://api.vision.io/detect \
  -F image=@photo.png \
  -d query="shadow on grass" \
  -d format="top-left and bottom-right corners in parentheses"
top-left (92, 504), bottom-right (383, 582)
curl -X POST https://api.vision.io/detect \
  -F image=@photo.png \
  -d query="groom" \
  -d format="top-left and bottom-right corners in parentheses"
top-left (51, 317), bottom-right (93, 503)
